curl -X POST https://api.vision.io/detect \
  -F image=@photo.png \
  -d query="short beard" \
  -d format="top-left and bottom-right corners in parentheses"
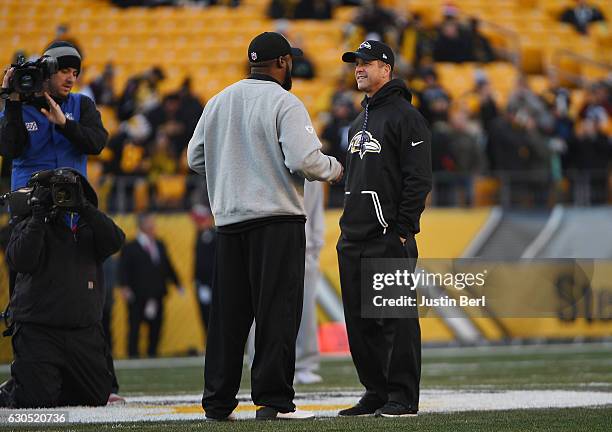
top-left (47, 81), bottom-right (68, 99)
top-left (282, 64), bottom-right (292, 91)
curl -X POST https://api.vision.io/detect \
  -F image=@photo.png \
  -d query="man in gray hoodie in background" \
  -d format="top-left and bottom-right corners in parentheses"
top-left (187, 31), bottom-right (343, 421)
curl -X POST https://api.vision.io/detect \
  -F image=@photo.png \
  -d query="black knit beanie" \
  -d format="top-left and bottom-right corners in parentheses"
top-left (43, 41), bottom-right (81, 75)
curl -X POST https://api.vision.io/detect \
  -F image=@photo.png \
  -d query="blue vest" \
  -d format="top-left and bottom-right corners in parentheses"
top-left (9, 93), bottom-right (86, 189)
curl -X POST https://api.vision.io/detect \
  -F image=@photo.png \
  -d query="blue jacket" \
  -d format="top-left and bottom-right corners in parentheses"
top-left (0, 93), bottom-right (107, 189)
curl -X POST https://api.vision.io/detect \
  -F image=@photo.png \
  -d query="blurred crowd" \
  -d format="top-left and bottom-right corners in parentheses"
top-left (3, 1), bottom-right (610, 210)
top-left (95, 70), bottom-right (205, 211)
top-left (77, 0), bottom-right (612, 208)
top-left (303, 1), bottom-right (612, 207)
top-left (321, 63), bottom-right (611, 207)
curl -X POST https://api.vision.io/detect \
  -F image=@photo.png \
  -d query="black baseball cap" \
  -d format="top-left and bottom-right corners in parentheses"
top-left (248, 32), bottom-right (303, 63)
top-left (342, 40), bottom-right (395, 70)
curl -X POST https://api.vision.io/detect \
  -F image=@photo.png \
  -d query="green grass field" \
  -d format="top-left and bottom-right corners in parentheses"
top-left (1, 343), bottom-right (611, 431)
top-left (8, 407), bottom-right (612, 432)
top-left (47, 343), bottom-right (612, 394)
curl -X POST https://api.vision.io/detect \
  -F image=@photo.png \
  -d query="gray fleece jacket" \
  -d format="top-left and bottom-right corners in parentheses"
top-left (187, 78), bottom-right (342, 226)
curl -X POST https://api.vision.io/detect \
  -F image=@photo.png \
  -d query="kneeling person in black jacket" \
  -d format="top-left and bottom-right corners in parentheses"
top-left (1, 168), bottom-right (125, 408)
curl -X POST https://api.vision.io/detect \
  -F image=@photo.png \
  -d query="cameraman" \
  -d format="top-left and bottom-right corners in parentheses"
top-left (0, 168), bottom-right (125, 408)
top-left (0, 41), bottom-right (107, 189)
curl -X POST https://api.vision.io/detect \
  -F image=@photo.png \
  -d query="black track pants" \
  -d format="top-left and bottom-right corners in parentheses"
top-left (337, 231), bottom-right (421, 411)
top-left (10, 323), bottom-right (112, 408)
top-left (202, 222), bottom-right (305, 419)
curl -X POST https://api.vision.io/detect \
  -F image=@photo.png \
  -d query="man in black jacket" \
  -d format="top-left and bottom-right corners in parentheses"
top-left (338, 40), bottom-right (432, 418)
top-left (0, 168), bottom-right (125, 408)
top-left (118, 213), bottom-right (182, 358)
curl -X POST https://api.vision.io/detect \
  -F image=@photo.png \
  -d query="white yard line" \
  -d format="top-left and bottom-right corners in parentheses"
top-left (2, 390), bottom-right (609, 423)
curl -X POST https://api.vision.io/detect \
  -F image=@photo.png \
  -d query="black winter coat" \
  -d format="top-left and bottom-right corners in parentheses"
top-left (340, 79), bottom-right (432, 241)
top-left (118, 237), bottom-right (179, 300)
top-left (6, 204), bottom-right (125, 328)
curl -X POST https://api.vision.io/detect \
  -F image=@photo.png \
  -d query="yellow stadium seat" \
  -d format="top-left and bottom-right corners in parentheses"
top-left (593, 25), bottom-right (612, 49)
top-left (155, 174), bottom-right (186, 208)
top-left (474, 177), bottom-right (501, 207)
top-left (554, 55), bottom-right (582, 88)
top-left (582, 63), bottom-right (610, 82)
top-left (569, 89), bottom-right (586, 119)
top-left (333, 6), bottom-right (357, 21)
top-left (520, 44), bottom-right (545, 74)
top-left (86, 160), bottom-right (104, 190)
top-left (435, 63), bottom-right (477, 99)
top-left (133, 179), bottom-right (149, 212)
top-left (98, 106), bottom-right (119, 136)
top-left (540, 0), bottom-right (573, 19)
top-left (527, 75), bottom-right (550, 95)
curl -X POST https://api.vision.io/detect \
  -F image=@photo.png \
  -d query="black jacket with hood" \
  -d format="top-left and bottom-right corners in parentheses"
top-left (340, 79), bottom-right (432, 241)
top-left (6, 170), bottom-right (125, 328)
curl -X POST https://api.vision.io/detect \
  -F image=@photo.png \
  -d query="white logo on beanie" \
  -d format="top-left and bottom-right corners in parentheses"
top-left (382, 53), bottom-right (388, 59)
top-left (250, 52), bottom-right (257, 61)
top-left (359, 41), bottom-right (372, 50)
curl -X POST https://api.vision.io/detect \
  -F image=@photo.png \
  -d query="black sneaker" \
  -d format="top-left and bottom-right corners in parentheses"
top-left (338, 403), bottom-right (379, 417)
top-left (375, 401), bottom-right (418, 418)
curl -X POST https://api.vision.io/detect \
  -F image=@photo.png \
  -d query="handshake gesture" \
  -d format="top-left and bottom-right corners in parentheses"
top-left (330, 163), bottom-right (344, 185)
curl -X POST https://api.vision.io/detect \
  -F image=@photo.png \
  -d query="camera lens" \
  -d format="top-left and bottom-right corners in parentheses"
top-left (55, 188), bottom-right (72, 204)
top-left (19, 74), bottom-right (34, 92)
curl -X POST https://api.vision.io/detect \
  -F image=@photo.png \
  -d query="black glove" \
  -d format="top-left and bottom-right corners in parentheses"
top-left (30, 186), bottom-right (52, 221)
top-left (31, 185), bottom-right (52, 206)
top-left (31, 203), bottom-right (48, 221)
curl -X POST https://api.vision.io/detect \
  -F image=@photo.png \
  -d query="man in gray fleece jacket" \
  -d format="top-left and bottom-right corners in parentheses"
top-left (187, 32), bottom-right (342, 421)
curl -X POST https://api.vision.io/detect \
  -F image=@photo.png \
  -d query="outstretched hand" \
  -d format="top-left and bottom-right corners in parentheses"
top-left (2, 67), bottom-right (19, 101)
top-left (40, 92), bottom-right (67, 127)
top-left (330, 163), bottom-right (344, 185)
top-left (2, 67), bottom-right (14, 88)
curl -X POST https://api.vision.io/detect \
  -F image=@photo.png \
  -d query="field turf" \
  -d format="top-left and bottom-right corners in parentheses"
top-left (1, 343), bottom-right (610, 431)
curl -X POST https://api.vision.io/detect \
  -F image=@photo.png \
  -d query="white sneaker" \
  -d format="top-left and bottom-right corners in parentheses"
top-left (294, 370), bottom-right (323, 385)
top-left (277, 409), bottom-right (315, 420)
top-left (256, 406), bottom-right (314, 420)
top-left (206, 412), bottom-right (236, 421)
top-left (107, 393), bottom-right (126, 405)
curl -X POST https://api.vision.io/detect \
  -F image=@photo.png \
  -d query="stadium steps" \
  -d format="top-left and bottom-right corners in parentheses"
top-left (472, 210), bottom-right (551, 259)
top-left (534, 207), bottom-right (612, 259)
top-left (459, 208), bottom-right (550, 342)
